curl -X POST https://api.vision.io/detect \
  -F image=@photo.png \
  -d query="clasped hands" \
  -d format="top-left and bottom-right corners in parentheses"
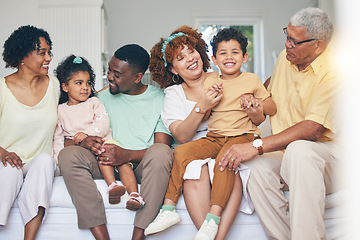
top-left (240, 94), bottom-right (264, 122)
top-left (218, 94), bottom-right (263, 171)
top-left (79, 136), bottom-right (129, 166)
top-left (196, 82), bottom-right (224, 113)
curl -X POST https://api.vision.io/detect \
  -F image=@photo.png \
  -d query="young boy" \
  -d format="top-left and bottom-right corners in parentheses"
top-left (145, 28), bottom-right (277, 240)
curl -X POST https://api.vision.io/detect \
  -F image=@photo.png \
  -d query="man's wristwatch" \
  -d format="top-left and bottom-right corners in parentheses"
top-left (252, 139), bottom-right (264, 155)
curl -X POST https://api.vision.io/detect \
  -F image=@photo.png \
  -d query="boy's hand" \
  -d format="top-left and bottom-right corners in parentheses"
top-left (73, 132), bottom-right (89, 145)
top-left (240, 94), bottom-right (265, 125)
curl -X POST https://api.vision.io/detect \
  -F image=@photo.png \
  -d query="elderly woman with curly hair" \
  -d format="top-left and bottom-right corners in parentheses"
top-left (146, 26), bottom-right (242, 240)
top-left (0, 25), bottom-right (59, 239)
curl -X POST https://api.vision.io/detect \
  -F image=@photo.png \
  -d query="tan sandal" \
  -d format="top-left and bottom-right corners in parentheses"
top-left (107, 182), bottom-right (126, 205)
top-left (126, 192), bottom-right (145, 211)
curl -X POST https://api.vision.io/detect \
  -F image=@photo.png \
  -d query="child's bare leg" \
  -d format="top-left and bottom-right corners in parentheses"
top-left (118, 163), bottom-right (137, 193)
top-left (100, 164), bottom-right (125, 204)
top-left (99, 164), bottom-right (116, 186)
top-left (119, 163), bottom-right (145, 211)
top-left (209, 205), bottom-right (223, 217)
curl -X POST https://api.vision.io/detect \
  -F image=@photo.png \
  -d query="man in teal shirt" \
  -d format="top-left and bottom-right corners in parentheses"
top-left (59, 44), bottom-right (173, 240)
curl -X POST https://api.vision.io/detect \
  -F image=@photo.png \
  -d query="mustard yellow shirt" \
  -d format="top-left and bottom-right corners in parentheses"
top-left (268, 48), bottom-right (336, 142)
top-left (204, 72), bottom-right (271, 136)
top-left (0, 75), bottom-right (60, 164)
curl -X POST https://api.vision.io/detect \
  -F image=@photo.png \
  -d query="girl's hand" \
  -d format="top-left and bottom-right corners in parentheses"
top-left (1, 151), bottom-right (23, 169)
top-left (73, 132), bottom-right (89, 145)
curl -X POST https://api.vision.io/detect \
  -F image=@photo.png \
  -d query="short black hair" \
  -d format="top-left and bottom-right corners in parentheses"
top-left (114, 44), bottom-right (150, 74)
top-left (210, 28), bottom-right (248, 57)
top-left (54, 54), bottom-right (96, 104)
top-left (3, 25), bottom-right (52, 68)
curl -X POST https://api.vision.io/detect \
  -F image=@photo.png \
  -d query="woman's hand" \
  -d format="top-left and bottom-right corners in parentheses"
top-left (197, 83), bottom-right (224, 112)
top-left (1, 151), bottom-right (23, 169)
top-left (219, 142), bottom-right (258, 171)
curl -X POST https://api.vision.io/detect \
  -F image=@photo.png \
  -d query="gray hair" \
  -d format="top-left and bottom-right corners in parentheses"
top-left (290, 7), bottom-right (333, 45)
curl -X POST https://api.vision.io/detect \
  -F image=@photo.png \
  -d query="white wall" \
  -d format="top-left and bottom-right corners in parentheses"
top-left (103, 0), bottom-right (319, 81)
top-left (0, 0), bottom-right (104, 89)
top-left (0, 0), bottom-right (329, 83)
top-left (0, 0), bottom-right (39, 77)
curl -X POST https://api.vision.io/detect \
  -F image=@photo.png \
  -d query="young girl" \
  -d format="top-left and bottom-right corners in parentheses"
top-left (53, 55), bottom-right (145, 210)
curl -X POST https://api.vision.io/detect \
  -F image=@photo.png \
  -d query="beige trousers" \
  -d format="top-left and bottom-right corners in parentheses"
top-left (246, 140), bottom-right (341, 240)
top-left (0, 153), bottom-right (55, 227)
top-left (58, 143), bottom-right (173, 230)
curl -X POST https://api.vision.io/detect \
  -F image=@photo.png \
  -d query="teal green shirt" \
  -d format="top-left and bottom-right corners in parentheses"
top-left (97, 85), bottom-right (169, 150)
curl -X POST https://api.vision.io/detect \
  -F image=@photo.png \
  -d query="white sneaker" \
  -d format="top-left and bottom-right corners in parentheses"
top-left (193, 219), bottom-right (219, 240)
top-left (144, 210), bottom-right (181, 236)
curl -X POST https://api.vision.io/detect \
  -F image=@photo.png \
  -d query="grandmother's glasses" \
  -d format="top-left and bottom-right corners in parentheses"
top-left (283, 27), bottom-right (317, 48)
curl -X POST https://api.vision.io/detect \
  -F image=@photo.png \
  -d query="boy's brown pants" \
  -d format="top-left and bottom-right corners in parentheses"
top-left (165, 132), bottom-right (255, 209)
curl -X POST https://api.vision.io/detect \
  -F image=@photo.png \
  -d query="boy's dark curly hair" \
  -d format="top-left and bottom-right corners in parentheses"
top-left (211, 28), bottom-right (248, 57)
top-left (2, 25), bottom-right (52, 68)
top-left (54, 55), bottom-right (96, 104)
top-left (149, 25), bottom-right (210, 88)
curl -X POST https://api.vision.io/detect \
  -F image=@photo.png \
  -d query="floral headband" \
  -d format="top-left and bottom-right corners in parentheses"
top-left (161, 32), bottom-right (187, 67)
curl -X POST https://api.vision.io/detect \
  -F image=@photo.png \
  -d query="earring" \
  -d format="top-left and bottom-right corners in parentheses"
top-left (172, 74), bottom-right (179, 84)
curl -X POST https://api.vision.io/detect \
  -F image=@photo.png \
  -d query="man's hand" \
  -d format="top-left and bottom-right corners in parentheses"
top-left (97, 144), bottom-right (132, 167)
top-left (79, 136), bottom-right (105, 155)
top-left (219, 142), bottom-right (258, 171)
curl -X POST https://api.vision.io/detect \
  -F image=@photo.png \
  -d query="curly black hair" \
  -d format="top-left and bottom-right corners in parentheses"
top-left (149, 26), bottom-right (210, 88)
top-left (2, 25), bottom-right (52, 68)
top-left (54, 55), bottom-right (96, 104)
top-left (211, 28), bottom-right (248, 57)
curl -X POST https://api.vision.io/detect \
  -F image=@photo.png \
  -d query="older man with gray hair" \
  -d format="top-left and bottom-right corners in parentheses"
top-left (219, 7), bottom-right (339, 240)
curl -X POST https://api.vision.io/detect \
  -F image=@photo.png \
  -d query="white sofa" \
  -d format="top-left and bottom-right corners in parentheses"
top-left (0, 119), bottom-right (347, 239)
top-left (1, 176), bottom-right (347, 240)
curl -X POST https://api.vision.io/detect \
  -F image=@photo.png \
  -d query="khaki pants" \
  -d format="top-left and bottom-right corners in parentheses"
top-left (165, 132), bottom-right (255, 209)
top-left (58, 143), bottom-right (173, 230)
top-left (246, 140), bottom-right (341, 240)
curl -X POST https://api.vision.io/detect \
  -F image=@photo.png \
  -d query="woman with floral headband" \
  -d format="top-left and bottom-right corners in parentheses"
top-left (145, 25), bottom-right (243, 240)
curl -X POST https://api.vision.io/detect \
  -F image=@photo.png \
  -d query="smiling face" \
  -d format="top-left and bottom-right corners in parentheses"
top-left (170, 45), bottom-right (204, 82)
top-left (107, 56), bottom-right (141, 95)
top-left (62, 71), bottom-right (91, 105)
top-left (21, 37), bottom-right (52, 76)
top-left (211, 39), bottom-right (248, 80)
